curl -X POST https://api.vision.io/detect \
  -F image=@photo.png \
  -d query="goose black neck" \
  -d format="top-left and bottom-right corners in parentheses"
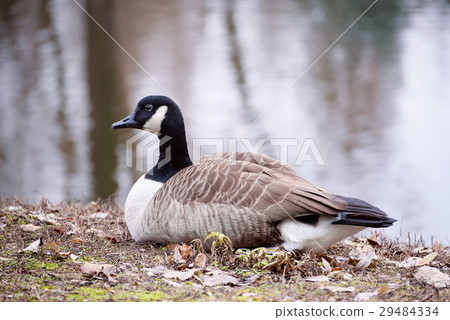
top-left (145, 132), bottom-right (192, 183)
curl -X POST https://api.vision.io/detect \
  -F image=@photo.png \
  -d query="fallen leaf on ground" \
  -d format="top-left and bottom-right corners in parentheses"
top-left (354, 249), bottom-right (375, 271)
top-left (166, 244), bottom-right (177, 251)
top-left (244, 274), bottom-right (261, 284)
top-left (145, 265), bottom-right (166, 277)
top-left (0, 222), bottom-right (6, 229)
top-left (388, 283), bottom-right (401, 289)
top-left (416, 252), bottom-right (438, 266)
top-left (173, 247), bottom-right (184, 263)
top-left (59, 252), bottom-right (71, 258)
top-left (162, 278), bottom-right (184, 288)
top-left (163, 269), bottom-right (196, 281)
top-left (397, 257), bottom-right (421, 268)
top-left (2, 206), bottom-right (23, 212)
top-left (201, 270), bottom-right (239, 287)
top-left (305, 275), bottom-right (330, 282)
top-left (79, 262), bottom-right (114, 274)
top-left (179, 244), bottom-right (194, 259)
top-left (322, 285), bottom-right (355, 293)
top-left (349, 244), bottom-right (375, 259)
top-left (194, 253), bottom-right (207, 268)
top-left (321, 257), bottom-right (332, 272)
top-left (85, 228), bottom-right (107, 238)
top-left (20, 224), bottom-right (41, 232)
top-left (54, 225), bottom-right (68, 235)
top-left (0, 257), bottom-right (11, 261)
top-left (354, 291), bottom-right (377, 302)
top-left (241, 292), bottom-right (257, 297)
top-left (167, 244), bottom-right (194, 263)
top-left (413, 247), bottom-right (432, 254)
top-left (105, 235), bottom-right (117, 243)
top-left (331, 267), bottom-right (342, 272)
top-left (367, 238), bottom-right (380, 247)
top-left (71, 237), bottom-right (83, 244)
top-left (30, 213), bottom-right (59, 225)
top-left (23, 238), bottom-right (42, 253)
top-left (69, 254), bottom-right (78, 261)
top-left (414, 266), bottom-right (450, 288)
top-left (377, 285), bottom-right (389, 295)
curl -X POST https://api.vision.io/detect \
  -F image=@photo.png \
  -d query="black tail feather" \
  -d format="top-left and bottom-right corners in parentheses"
top-left (332, 195), bottom-right (396, 228)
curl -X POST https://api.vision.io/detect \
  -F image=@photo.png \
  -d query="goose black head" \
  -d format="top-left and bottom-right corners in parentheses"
top-left (112, 95), bottom-right (185, 136)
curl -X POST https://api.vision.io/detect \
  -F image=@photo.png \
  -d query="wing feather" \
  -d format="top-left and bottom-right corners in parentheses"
top-left (154, 152), bottom-right (347, 222)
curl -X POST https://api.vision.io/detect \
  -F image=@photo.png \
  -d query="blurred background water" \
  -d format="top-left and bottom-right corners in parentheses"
top-left (1, 0), bottom-right (449, 244)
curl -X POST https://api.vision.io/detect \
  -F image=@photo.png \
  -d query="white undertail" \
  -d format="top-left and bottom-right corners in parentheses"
top-left (278, 217), bottom-right (365, 253)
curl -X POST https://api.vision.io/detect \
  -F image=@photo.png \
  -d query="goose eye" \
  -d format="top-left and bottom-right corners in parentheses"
top-left (145, 104), bottom-right (153, 112)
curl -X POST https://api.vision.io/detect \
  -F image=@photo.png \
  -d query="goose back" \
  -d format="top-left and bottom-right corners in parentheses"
top-left (134, 152), bottom-right (348, 247)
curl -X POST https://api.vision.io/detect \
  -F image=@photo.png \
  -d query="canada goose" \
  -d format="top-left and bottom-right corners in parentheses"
top-left (112, 95), bottom-right (396, 252)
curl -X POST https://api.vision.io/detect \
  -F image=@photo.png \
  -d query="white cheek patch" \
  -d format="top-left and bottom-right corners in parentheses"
top-left (143, 105), bottom-right (168, 134)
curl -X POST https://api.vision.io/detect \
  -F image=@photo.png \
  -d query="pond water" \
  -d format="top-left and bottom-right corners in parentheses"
top-left (1, 0), bottom-right (449, 244)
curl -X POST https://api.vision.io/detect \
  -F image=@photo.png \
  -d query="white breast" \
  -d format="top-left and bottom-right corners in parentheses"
top-left (124, 174), bottom-right (163, 241)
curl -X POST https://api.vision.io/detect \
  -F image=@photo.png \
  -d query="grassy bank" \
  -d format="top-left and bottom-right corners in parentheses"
top-left (0, 197), bottom-right (449, 302)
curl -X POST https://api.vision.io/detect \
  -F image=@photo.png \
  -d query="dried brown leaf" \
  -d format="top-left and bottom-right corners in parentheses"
top-left (166, 244), bottom-right (178, 251)
top-left (194, 253), bottom-right (207, 268)
top-left (71, 237), bottom-right (83, 244)
top-left (305, 275), bottom-right (330, 282)
top-left (23, 238), bottom-right (42, 253)
top-left (377, 285), bottom-right (389, 295)
top-left (354, 291), bottom-right (377, 302)
top-left (102, 265), bottom-right (116, 276)
top-left (163, 269), bottom-right (196, 281)
top-left (167, 243), bottom-right (194, 263)
top-left (54, 225), bottom-right (68, 235)
top-left (173, 246), bottom-right (184, 263)
top-left (349, 244), bottom-right (374, 259)
top-left (145, 265), bottom-right (166, 277)
top-left (79, 262), bottom-right (116, 277)
top-left (69, 254), bottom-right (78, 261)
top-left (201, 270), bottom-right (239, 287)
top-left (321, 257), bottom-right (332, 272)
top-left (31, 213), bottom-right (58, 225)
top-left (20, 224), bottom-right (41, 232)
top-left (414, 266), bottom-right (450, 288)
top-left (85, 228), bottom-right (107, 238)
top-left (397, 257), bottom-right (421, 268)
top-left (105, 235), bottom-right (117, 243)
top-left (180, 244), bottom-right (193, 259)
top-left (322, 285), bottom-right (355, 293)
top-left (331, 267), bottom-right (342, 272)
top-left (416, 252), bottom-right (438, 266)
top-left (162, 278), bottom-right (184, 288)
top-left (355, 249), bottom-right (375, 271)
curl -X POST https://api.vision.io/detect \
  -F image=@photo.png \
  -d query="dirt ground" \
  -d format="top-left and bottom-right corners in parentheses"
top-left (0, 197), bottom-right (449, 302)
